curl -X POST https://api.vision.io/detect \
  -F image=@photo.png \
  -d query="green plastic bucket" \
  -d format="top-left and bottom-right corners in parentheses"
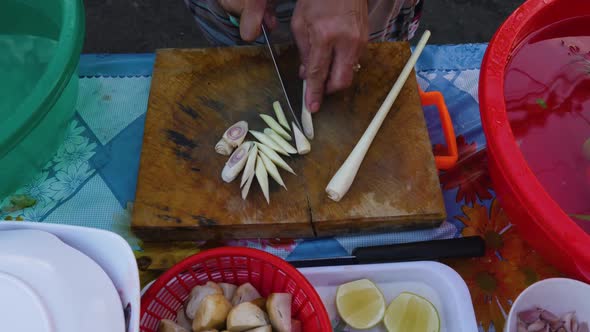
top-left (0, 0), bottom-right (85, 199)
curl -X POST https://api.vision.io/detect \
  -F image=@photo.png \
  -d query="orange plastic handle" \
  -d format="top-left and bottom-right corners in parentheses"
top-left (419, 87), bottom-right (458, 170)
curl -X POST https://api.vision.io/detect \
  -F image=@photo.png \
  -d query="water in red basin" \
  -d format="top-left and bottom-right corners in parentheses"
top-left (504, 16), bottom-right (590, 233)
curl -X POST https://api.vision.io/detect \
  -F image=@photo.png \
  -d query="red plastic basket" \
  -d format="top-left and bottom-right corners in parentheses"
top-left (140, 247), bottom-right (331, 331)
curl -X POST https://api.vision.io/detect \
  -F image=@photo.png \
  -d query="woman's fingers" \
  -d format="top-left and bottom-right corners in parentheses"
top-left (326, 6), bottom-right (368, 94)
top-left (218, 0), bottom-right (270, 41)
top-left (291, 0), bottom-right (369, 112)
top-left (291, 4), bottom-right (310, 80)
top-left (305, 33), bottom-right (334, 113)
top-left (240, 0), bottom-right (268, 41)
top-left (325, 44), bottom-right (356, 94)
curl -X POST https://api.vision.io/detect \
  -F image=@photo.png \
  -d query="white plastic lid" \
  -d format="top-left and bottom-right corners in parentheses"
top-left (0, 271), bottom-right (53, 331)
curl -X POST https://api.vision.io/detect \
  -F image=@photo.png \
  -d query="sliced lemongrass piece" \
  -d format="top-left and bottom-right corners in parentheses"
top-left (215, 121), bottom-right (248, 155)
top-left (260, 114), bottom-right (291, 141)
top-left (273, 101), bottom-right (290, 131)
top-left (240, 144), bottom-right (258, 188)
top-left (292, 122), bottom-right (310, 155)
top-left (255, 156), bottom-right (270, 204)
top-left (301, 81), bottom-right (314, 140)
top-left (255, 143), bottom-right (295, 175)
top-left (249, 130), bottom-right (288, 156)
top-left (241, 171), bottom-right (255, 200)
top-left (221, 141), bottom-right (252, 183)
top-left (259, 152), bottom-right (286, 190)
top-left (263, 128), bottom-right (297, 155)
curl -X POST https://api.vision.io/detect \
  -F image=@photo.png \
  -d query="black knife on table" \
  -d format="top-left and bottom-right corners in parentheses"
top-left (288, 236), bottom-right (486, 268)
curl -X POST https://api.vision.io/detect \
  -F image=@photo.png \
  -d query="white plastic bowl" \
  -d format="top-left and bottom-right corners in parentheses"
top-left (504, 278), bottom-right (590, 332)
top-left (0, 221), bottom-right (140, 332)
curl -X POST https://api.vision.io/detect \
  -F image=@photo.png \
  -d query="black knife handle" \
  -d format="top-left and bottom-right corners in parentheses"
top-left (352, 236), bottom-right (485, 264)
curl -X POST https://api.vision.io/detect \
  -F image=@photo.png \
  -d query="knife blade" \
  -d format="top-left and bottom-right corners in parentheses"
top-left (260, 24), bottom-right (303, 131)
top-left (287, 236), bottom-right (486, 268)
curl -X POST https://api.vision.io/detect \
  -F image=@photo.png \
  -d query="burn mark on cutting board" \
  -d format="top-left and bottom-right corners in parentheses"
top-left (192, 215), bottom-right (217, 226)
top-left (154, 205), bottom-right (170, 212)
top-left (158, 214), bottom-right (182, 224)
top-left (165, 130), bottom-right (196, 149)
top-left (175, 151), bottom-right (192, 160)
top-left (177, 102), bottom-right (199, 119)
top-left (165, 129), bottom-right (198, 161)
top-left (191, 167), bottom-right (201, 172)
top-left (198, 96), bottom-right (224, 112)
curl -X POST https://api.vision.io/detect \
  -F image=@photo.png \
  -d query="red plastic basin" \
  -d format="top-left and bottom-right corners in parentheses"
top-left (479, 0), bottom-right (590, 281)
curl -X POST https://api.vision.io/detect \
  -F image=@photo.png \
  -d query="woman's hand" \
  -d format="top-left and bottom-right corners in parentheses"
top-left (291, 0), bottom-right (369, 112)
top-left (218, 0), bottom-right (277, 41)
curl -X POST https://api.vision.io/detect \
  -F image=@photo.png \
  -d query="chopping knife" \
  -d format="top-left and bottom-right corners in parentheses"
top-left (260, 23), bottom-right (303, 131)
top-left (287, 236), bottom-right (486, 268)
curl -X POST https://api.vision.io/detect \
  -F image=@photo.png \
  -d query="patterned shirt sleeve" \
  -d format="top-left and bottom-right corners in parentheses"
top-left (183, 0), bottom-right (424, 46)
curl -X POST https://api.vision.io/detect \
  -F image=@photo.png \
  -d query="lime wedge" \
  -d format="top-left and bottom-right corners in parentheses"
top-left (335, 279), bottom-right (385, 329)
top-left (383, 292), bottom-right (440, 332)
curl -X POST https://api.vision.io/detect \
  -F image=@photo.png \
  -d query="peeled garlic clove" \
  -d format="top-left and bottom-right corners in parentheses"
top-left (255, 143), bottom-right (295, 175)
top-left (221, 142), bottom-right (252, 183)
top-left (273, 101), bottom-right (290, 131)
top-left (241, 145), bottom-right (258, 188)
top-left (259, 152), bottom-right (286, 190)
top-left (518, 320), bottom-right (528, 332)
top-left (578, 322), bottom-right (589, 332)
top-left (249, 130), bottom-right (289, 156)
top-left (263, 128), bottom-right (297, 154)
top-left (259, 115), bottom-right (292, 141)
top-left (292, 122), bottom-right (310, 155)
top-left (301, 80), bottom-right (314, 140)
top-left (255, 156), bottom-right (270, 204)
top-left (241, 172), bottom-right (255, 200)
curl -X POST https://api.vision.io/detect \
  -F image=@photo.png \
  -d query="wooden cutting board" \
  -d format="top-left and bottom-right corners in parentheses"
top-left (132, 42), bottom-right (445, 241)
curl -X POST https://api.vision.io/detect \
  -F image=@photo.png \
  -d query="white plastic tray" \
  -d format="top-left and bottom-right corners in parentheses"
top-left (0, 222), bottom-right (140, 332)
top-left (299, 261), bottom-right (478, 332)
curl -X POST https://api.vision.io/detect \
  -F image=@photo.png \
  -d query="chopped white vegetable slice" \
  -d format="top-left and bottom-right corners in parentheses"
top-left (255, 143), bottom-right (295, 175)
top-left (273, 101), bottom-right (290, 131)
top-left (292, 123), bottom-right (310, 155)
top-left (260, 114), bottom-right (291, 140)
top-left (255, 156), bottom-right (270, 204)
top-left (259, 152), bottom-right (286, 190)
top-left (240, 145), bottom-right (258, 188)
top-left (263, 128), bottom-right (297, 154)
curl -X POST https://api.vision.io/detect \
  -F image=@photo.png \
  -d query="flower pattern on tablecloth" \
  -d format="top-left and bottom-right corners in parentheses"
top-left (445, 199), bottom-right (561, 332)
top-left (1, 119), bottom-right (97, 220)
top-left (16, 172), bottom-right (57, 205)
top-left (50, 162), bottom-right (94, 200)
top-left (435, 135), bottom-right (493, 206)
top-left (52, 136), bottom-right (97, 172)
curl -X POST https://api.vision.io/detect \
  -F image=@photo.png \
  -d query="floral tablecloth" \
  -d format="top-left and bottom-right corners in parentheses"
top-left (0, 45), bottom-right (561, 332)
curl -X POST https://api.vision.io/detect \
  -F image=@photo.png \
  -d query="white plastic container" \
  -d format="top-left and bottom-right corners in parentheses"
top-left (0, 221), bottom-right (140, 332)
top-left (299, 261), bottom-right (478, 332)
top-left (504, 278), bottom-right (590, 332)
